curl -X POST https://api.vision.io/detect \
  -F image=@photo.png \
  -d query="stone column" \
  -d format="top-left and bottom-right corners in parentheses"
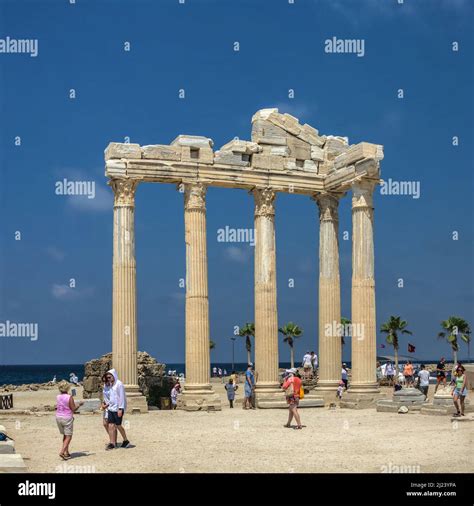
top-left (111, 178), bottom-right (147, 412)
top-left (253, 187), bottom-right (285, 408)
top-left (349, 179), bottom-right (379, 394)
top-left (181, 182), bottom-right (220, 411)
top-left (313, 193), bottom-right (342, 394)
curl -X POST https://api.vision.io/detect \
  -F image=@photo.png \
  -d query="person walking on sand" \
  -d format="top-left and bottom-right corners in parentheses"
top-left (101, 373), bottom-right (111, 441)
top-left (417, 364), bottom-right (430, 398)
top-left (435, 357), bottom-right (447, 393)
top-left (336, 380), bottom-right (344, 400)
top-left (170, 381), bottom-right (181, 410)
top-left (452, 365), bottom-right (468, 417)
top-left (385, 361), bottom-right (395, 386)
top-left (243, 364), bottom-right (255, 409)
top-left (105, 369), bottom-right (130, 450)
top-left (56, 380), bottom-right (83, 460)
top-left (282, 369), bottom-right (303, 430)
top-left (310, 351), bottom-right (318, 379)
top-left (225, 378), bottom-right (238, 408)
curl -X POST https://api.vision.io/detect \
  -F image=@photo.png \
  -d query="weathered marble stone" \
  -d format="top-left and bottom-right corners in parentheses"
top-left (105, 142), bottom-right (141, 160)
top-left (270, 146), bottom-right (290, 156)
top-left (303, 160), bottom-right (318, 172)
top-left (311, 145), bottom-right (325, 162)
top-left (214, 150), bottom-right (250, 167)
top-left (171, 135), bottom-right (214, 148)
top-left (141, 144), bottom-right (181, 161)
top-left (252, 154), bottom-right (284, 170)
top-left (219, 139), bottom-right (261, 154)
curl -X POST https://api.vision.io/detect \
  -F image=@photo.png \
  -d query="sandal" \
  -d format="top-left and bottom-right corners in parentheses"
top-left (293, 425), bottom-right (303, 430)
top-left (59, 453), bottom-right (70, 460)
top-left (283, 424), bottom-right (291, 428)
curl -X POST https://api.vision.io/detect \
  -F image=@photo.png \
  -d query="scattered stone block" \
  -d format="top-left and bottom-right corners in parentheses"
top-left (0, 440), bottom-right (15, 454)
top-left (219, 139), bottom-right (261, 154)
top-left (105, 143), bottom-right (141, 160)
top-left (78, 398), bottom-right (101, 413)
top-left (214, 151), bottom-right (250, 167)
top-left (171, 135), bottom-right (213, 148)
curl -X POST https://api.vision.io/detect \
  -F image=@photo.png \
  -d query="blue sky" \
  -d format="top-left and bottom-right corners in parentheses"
top-left (0, 0), bottom-right (472, 366)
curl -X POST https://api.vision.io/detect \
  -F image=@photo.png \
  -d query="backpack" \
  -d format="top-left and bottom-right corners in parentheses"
top-left (0, 432), bottom-right (14, 442)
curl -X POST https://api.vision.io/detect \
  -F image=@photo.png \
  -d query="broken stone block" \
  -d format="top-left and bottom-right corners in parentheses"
top-left (181, 146), bottom-right (214, 164)
top-left (252, 119), bottom-right (288, 140)
top-left (267, 112), bottom-right (302, 136)
top-left (105, 143), bottom-right (141, 160)
top-left (141, 144), bottom-right (181, 161)
top-left (251, 154), bottom-right (284, 170)
top-left (0, 441), bottom-right (15, 454)
top-left (310, 145), bottom-right (325, 162)
top-left (253, 135), bottom-right (288, 146)
top-left (284, 158), bottom-right (297, 170)
top-left (287, 137), bottom-right (311, 160)
top-left (342, 142), bottom-right (380, 166)
top-left (251, 108), bottom-right (279, 123)
top-left (171, 135), bottom-right (214, 148)
top-left (0, 454), bottom-right (27, 472)
top-left (325, 136), bottom-right (349, 160)
top-left (219, 139), bottom-right (261, 154)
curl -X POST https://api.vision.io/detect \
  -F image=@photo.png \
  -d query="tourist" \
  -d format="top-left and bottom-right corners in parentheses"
top-left (385, 361), bottom-right (395, 386)
top-left (243, 364), bottom-right (255, 410)
top-left (434, 357), bottom-right (447, 393)
top-left (282, 369), bottom-right (303, 429)
top-left (101, 373), bottom-right (111, 440)
top-left (225, 378), bottom-right (238, 408)
top-left (452, 365), bottom-right (468, 417)
top-left (394, 381), bottom-right (402, 392)
top-left (223, 369), bottom-right (227, 377)
top-left (336, 380), bottom-right (344, 400)
top-left (310, 351), bottom-right (318, 378)
top-left (302, 351), bottom-right (312, 380)
top-left (230, 370), bottom-right (238, 385)
top-left (403, 361), bottom-right (414, 387)
top-left (376, 362), bottom-right (383, 384)
top-left (218, 367), bottom-right (223, 379)
top-left (341, 363), bottom-right (348, 390)
top-left (55, 380), bottom-right (83, 460)
top-left (417, 364), bottom-right (430, 398)
top-left (52, 375), bottom-right (57, 384)
top-left (170, 381), bottom-right (181, 410)
top-left (212, 366), bottom-right (217, 377)
top-left (105, 369), bottom-right (130, 450)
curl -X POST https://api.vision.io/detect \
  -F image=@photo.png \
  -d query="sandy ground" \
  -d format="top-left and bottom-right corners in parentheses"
top-left (1, 382), bottom-right (472, 473)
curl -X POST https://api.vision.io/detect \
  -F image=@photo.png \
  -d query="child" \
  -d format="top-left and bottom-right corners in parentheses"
top-left (225, 378), bottom-right (238, 408)
top-left (336, 380), bottom-right (344, 400)
top-left (56, 381), bottom-right (83, 460)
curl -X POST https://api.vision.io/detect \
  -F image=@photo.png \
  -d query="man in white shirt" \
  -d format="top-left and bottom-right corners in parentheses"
top-left (302, 351), bottom-right (312, 380)
top-left (417, 364), bottom-right (430, 397)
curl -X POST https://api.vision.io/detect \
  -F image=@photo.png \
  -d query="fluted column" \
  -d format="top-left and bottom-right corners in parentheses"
top-left (314, 193), bottom-right (342, 391)
top-left (110, 178), bottom-right (145, 409)
top-left (183, 183), bottom-right (213, 390)
top-left (350, 179), bottom-right (379, 393)
top-left (253, 187), bottom-right (280, 394)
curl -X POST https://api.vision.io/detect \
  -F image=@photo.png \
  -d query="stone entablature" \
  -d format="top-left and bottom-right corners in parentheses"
top-left (104, 108), bottom-right (383, 195)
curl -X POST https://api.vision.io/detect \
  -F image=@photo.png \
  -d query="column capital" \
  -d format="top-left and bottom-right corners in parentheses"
top-left (110, 178), bottom-right (138, 207)
top-left (253, 187), bottom-right (276, 217)
top-left (351, 179), bottom-right (377, 210)
top-left (312, 192), bottom-right (341, 223)
top-left (184, 182), bottom-right (207, 211)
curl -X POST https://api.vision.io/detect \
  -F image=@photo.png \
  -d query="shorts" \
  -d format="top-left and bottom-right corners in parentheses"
top-left (107, 410), bottom-right (124, 425)
top-left (420, 386), bottom-right (429, 396)
top-left (404, 375), bottom-right (413, 382)
top-left (436, 375), bottom-right (446, 382)
top-left (244, 384), bottom-right (253, 398)
top-left (286, 395), bottom-right (299, 407)
top-left (454, 387), bottom-right (468, 397)
top-left (56, 416), bottom-right (74, 436)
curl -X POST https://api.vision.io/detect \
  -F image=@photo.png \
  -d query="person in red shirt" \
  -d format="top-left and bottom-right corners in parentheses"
top-left (282, 369), bottom-right (303, 430)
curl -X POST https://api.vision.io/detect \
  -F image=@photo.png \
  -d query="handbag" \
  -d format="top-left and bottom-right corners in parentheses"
top-left (299, 386), bottom-right (305, 399)
top-left (285, 381), bottom-right (294, 398)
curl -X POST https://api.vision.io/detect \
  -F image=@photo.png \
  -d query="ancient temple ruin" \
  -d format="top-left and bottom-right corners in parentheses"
top-left (104, 108), bottom-right (384, 412)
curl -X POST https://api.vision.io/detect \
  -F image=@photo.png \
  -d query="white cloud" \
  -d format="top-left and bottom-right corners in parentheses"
top-left (67, 181), bottom-right (112, 212)
top-left (51, 284), bottom-right (94, 300)
top-left (225, 246), bottom-right (252, 264)
top-left (46, 246), bottom-right (65, 261)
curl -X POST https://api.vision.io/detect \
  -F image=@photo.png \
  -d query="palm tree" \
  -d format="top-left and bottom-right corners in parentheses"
top-left (238, 323), bottom-right (255, 365)
top-left (279, 322), bottom-right (303, 368)
top-left (209, 340), bottom-right (216, 350)
top-left (341, 317), bottom-right (351, 348)
top-left (438, 317), bottom-right (471, 367)
top-left (380, 316), bottom-right (412, 375)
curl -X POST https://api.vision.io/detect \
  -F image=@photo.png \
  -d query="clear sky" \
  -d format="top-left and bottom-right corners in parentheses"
top-left (0, 0), bottom-right (472, 366)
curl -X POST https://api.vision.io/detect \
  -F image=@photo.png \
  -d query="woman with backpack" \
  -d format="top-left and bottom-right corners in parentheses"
top-left (282, 368), bottom-right (303, 430)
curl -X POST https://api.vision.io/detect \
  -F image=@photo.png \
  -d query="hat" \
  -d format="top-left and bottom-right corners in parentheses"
top-left (342, 363), bottom-right (347, 366)
top-left (285, 368), bottom-right (297, 375)
top-left (248, 363), bottom-right (253, 367)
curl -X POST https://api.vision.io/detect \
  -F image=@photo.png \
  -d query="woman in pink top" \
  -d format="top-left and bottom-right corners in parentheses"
top-left (56, 381), bottom-right (83, 460)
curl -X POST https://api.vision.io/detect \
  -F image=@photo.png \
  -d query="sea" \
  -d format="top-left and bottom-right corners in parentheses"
top-left (0, 359), bottom-right (470, 385)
